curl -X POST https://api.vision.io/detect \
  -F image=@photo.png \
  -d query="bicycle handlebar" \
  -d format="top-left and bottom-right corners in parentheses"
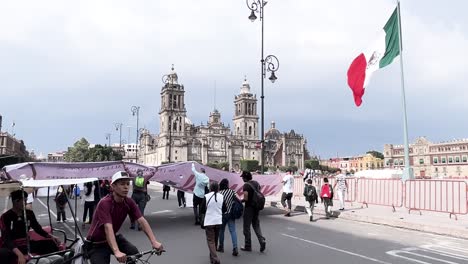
top-left (126, 248), bottom-right (165, 263)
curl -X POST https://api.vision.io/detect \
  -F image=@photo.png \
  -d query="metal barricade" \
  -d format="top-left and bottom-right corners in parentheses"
top-left (357, 178), bottom-right (404, 212)
top-left (405, 180), bottom-right (468, 220)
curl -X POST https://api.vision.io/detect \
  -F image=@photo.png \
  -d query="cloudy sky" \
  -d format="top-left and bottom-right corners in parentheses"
top-left (1, 0), bottom-right (467, 159)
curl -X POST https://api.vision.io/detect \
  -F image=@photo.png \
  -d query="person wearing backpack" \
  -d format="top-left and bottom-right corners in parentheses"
top-left (131, 169), bottom-right (149, 231)
top-left (240, 171), bottom-right (266, 253)
top-left (303, 179), bottom-right (318, 222)
top-left (217, 178), bottom-right (239, 256)
top-left (320, 178), bottom-right (334, 219)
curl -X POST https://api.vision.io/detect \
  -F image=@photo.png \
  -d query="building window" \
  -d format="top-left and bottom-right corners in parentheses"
top-left (419, 158), bottom-right (424, 165)
top-left (441, 157), bottom-right (446, 163)
top-left (455, 156), bottom-right (460, 163)
top-left (435, 168), bottom-right (438, 172)
top-left (433, 157), bottom-right (438, 164)
top-left (463, 156), bottom-right (467, 163)
top-left (400, 160), bottom-right (404, 165)
top-left (449, 157), bottom-right (453, 163)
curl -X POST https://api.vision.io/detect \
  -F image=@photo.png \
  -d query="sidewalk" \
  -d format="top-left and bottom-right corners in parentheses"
top-left (268, 195), bottom-right (468, 239)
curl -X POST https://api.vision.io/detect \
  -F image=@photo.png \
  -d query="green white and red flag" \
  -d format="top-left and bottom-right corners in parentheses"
top-left (347, 7), bottom-right (400, 107)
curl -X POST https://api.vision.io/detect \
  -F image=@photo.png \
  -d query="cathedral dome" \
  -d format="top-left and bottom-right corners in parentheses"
top-left (265, 121), bottom-right (281, 140)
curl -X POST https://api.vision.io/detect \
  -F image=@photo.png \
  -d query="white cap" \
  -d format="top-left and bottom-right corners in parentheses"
top-left (111, 171), bottom-right (131, 184)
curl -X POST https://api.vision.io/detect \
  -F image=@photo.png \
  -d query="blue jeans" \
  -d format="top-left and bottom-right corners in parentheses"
top-left (219, 214), bottom-right (238, 249)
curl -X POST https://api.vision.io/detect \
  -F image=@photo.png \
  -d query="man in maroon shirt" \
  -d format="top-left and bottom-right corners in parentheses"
top-left (86, 171), bottom-right (164, 264)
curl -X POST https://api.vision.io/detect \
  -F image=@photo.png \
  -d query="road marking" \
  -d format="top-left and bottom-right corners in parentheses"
top-left (281, 233), bottom-right (392, 264)
top-left (150, 210), bottom-right (173, 215)
top-left (36, 198), bottom-right (75, 234)
top-left (386, 243), bottom-right (468, 264)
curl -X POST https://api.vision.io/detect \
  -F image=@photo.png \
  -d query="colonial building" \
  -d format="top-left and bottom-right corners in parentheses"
top-left (47, 151), bottom-right (66, 162)
top-left (139, 66), bottom-right (307, 171)
top-left (384, 137), bottom-right (468, 178)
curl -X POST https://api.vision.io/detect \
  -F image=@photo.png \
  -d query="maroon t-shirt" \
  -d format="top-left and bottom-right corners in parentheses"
top-left (87, 194), bottom-right (142, 242)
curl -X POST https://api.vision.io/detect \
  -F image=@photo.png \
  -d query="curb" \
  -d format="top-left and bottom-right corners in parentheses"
top-left (269, 201), bottom-right (468, 239)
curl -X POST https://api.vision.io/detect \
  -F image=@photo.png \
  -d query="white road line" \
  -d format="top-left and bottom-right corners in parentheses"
top-left (392, 248), bottom-right (459, 264)
top-left (36, 198), bottom-right (75, 234)
top-left (281, 233), bottom-right (392, 264)
top-left (386, 250), bottom-right (431, 264)
top-left (150, 210), bottom-right (173, 215)
top-left (420, 245), bottom-right (468, 259)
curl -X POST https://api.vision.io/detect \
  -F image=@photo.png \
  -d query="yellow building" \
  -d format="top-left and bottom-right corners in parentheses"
top-left (356, 154), bottom-right (384, 171)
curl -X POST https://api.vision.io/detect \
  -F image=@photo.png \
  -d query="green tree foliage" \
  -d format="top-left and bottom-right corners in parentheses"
top-left (240, 159), bottom-right (259, 172)
top-left (305, 159), bottom-right (320, 170)
top-left (367, 150), bottom-right (384, 159)
top-left (205, 161), bottom-right (230, 171)
top-left (64, 138), bottom-right (122, 162)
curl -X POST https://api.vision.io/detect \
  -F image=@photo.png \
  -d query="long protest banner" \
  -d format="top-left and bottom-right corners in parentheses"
top-left (1, 161), bottom-right (282, 196)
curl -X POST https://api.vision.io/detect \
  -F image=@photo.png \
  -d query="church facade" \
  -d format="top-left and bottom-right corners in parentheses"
top-left (139, 67), bottom-right (307, 171)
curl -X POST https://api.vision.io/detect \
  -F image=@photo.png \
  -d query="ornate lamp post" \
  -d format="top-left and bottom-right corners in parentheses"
top-left (131, 106), bottom-right (140, 163)
top-left (115, 122), bottom-right (123, 149)
top-left (105, 133), bottom-right (111, 146)
top-left (246, 0), bottom-right (280, 174)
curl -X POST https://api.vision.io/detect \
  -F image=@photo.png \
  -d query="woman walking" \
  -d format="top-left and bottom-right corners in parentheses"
top-left (200, 181), bottom-right (224, 264)
top-left (82, 181), bottom-right (95, 228)
top-left (217, 178), bottom-right (238, 256)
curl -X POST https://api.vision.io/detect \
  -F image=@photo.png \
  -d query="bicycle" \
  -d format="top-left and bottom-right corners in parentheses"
top-left (126, 248), bottom-right (166, 264)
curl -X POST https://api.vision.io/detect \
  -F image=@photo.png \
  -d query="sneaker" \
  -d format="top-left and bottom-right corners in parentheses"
top-left (284, 212), bottom-right (291, 217)
top-left (232, 247), bottom-right (238, 256)
top-left (339, 208), bottom-right (345, 211)
top-left (216, 246), bottom-right (224, 252)
top-left (179, 205), bottom-right (183, 208)
top-left (240, 247), bottom-right (252, 252)
top-left (309, 215), bottom-right (313, 222)
top-left (260, 241), bottom-right (266, 252)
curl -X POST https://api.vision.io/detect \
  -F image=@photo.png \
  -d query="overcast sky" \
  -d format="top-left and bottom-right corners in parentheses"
top-left (1, 0), bottom-right (467, 159)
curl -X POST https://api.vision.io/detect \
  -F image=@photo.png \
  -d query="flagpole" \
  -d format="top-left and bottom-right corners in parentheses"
top-left (396, 0), bottom-right (413, 181)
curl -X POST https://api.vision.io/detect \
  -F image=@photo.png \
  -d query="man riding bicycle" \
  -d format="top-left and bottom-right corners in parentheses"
top-left (86, 171), bottom-right (164, 264)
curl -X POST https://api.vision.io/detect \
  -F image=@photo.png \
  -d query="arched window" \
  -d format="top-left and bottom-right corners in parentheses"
top-left (249, 126), bottom-right (252, 135)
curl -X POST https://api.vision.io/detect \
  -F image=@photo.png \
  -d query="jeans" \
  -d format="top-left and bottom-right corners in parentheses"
top-left (88, 234), bottom-right (138, 264)
top-left (281, 192), bottom-right (293, 210)
top-left (193, 195), bottom-right (204, 223)
top-left (219, 214), bottom-right (238, 249)
top-left (177, 190), bottom-right (186, 206)
top-left (243, 206), bottom-right (265, 248)
top-left (323, 198), bottom-right (333, 217)
top-left (131, 191), bottom-right (147, 228)
top-left (305, 200), bottom-right (316, 217)
top-left (83, 201), bottom-right (95, 223)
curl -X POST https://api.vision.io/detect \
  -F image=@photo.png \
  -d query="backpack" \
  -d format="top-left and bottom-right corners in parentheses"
top-left (306, 186), bottom-right (317, 201)
top-left (230, 196), bottom-right (244, 219)
top-left (247, 181), bottom-right (265, 210)
top-left (134, 175), bottom-right (145, 188)
top-left (321, 184), bottom-right (331, 198)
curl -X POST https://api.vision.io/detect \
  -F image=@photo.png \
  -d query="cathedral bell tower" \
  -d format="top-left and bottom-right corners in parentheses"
top-left (159, 65), bottom-right (187, 137)
top-left (232, 78), bottom-right (259, 140)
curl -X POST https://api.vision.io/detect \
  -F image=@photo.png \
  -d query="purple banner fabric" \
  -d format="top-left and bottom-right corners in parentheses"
top-left (2, 161), bottom-right (283, 196)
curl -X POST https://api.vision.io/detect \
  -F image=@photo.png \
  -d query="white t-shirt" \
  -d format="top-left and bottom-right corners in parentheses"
top-left (83, 185), bottom-right (95, 202)
top-left (282, 174), bottom-right (294, 193)
top-left (203, 192), bottom-right (224, 226)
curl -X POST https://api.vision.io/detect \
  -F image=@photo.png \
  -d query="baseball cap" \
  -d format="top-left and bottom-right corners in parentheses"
top-left (111, 171), bottom-right (131, 184)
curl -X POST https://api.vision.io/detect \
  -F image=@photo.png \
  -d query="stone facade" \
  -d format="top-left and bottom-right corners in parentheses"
top-left (384, 137), bottom-right (468, 178)
top-left (47, 151), bottom-right (66, 162)
top-left (0, 132), bottom-right (28, 158)
top-left (139, 67), bottom-right (307, 171)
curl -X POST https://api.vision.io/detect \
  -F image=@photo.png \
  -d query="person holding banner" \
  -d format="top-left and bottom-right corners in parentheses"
top-left (192, 162), bottom-right (209, 225)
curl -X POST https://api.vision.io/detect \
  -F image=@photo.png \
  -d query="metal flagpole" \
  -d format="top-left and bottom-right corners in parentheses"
top-left (396, 0), bottom-right (413, 180)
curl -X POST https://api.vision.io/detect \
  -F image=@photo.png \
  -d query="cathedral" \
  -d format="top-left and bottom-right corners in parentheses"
top-left (140, 66), bottom-right (307, 171)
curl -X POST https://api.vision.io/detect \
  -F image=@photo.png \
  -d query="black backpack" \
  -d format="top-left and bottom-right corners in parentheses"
top-left (306, 185), bottom-right (317, 201)
top-left (247, 181), bottom-right (265, 210)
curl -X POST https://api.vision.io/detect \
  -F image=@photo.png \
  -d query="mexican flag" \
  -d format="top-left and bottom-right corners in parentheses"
top-left (347, 7), bottom-right (400, 107)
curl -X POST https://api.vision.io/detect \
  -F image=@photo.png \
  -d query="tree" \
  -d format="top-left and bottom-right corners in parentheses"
top-left (305, 159), bottom-right (320, 170)
top-left (64, 138), bottom-right (122, 162)
top-left (240, 159), bottom-right (259, 172)
top-left (206, 161), bottom-right (229, 171)
top-left (367, 150), bottom-right (384, 160)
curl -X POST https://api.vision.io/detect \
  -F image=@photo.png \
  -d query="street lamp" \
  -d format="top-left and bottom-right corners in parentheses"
top-left (131, 106), bottom-right (140, 163)
top-left (115, 122), bottom-right (123, 149)
top-left (105, 133), bottom-right (111, 146)
top-left (162, 70), bottom-right (176, 163)
top-left (246, 0), bottom-right (280, 174)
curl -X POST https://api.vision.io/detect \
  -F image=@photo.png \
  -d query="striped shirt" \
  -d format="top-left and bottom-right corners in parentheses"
top-left (219, 189), bottom-right (236, 214)
top-left (336, 174), bottom-right (347, 191)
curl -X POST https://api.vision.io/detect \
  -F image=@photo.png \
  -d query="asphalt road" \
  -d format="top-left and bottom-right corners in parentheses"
top-left (7, 189), bottom-right (468, 264)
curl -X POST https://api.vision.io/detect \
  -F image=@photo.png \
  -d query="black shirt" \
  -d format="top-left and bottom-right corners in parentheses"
top-left (243, 180), bottom-right (260, 208)
top-left (0, 209), bottom-right (49, 250)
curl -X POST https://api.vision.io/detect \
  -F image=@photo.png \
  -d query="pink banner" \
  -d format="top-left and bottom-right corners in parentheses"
top-left (2, 161), bottom-right (283, 196)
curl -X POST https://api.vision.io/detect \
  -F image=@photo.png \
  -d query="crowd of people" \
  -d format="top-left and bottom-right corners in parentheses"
top-left (0, 164), bottom-right (348, 264)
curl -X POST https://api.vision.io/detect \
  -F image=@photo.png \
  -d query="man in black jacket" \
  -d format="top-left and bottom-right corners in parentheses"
top-left (0, 190), bottom-right (60, 264)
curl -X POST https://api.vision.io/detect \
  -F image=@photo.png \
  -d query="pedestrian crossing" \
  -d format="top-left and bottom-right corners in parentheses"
top-left (386, 241), bottom-right (468, 263)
